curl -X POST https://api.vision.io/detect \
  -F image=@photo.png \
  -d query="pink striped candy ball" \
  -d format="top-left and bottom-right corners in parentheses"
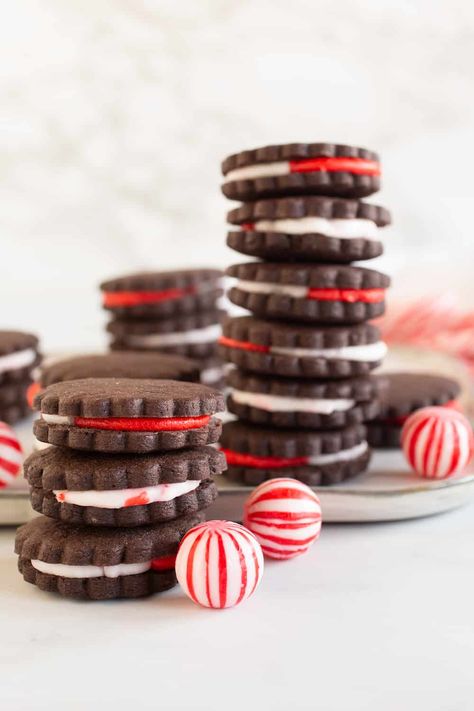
top-left (401, 406), bottom-right (473, 479)
top-left (0, 422), bottom-right (23, 488)
top-left (243, 478), bottom-right (322, 560)
top-left (175, 520), bottom-right (264, 609)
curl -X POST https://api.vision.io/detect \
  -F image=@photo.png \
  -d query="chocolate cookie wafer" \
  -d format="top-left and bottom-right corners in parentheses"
top-left (227, 262), bottom-right (390, 324)
top-left (33, 378), bottom-right (224, 453)
top-left (221, 142), bottom-right (381, 201)
top-left (221, 420), bottom-right (370, 486)
top-left (367, 372), bottom-right (461, 448)
top-left (219, 316), bottom-right (387, 379)
top-left (227, 369), bottom-right (382, 429)
top-left (227, 196), bottom-right (390, 263)
top-left (15, 512), bottom-right (203, 600)
top-left (25, 445), bottom-right (225, 527)
top-left (108, 311), bottom-right (222, 359)
top-left (100, 269), bottom-right (223, 318)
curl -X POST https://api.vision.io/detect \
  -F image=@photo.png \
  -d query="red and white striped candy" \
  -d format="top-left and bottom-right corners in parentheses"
top-left (0, 422), bottom-right (23, 488)
top-left (175, 520), bottom-right (264, 609)
top-left (243, 478), bottom-right (322, 560)
top-left (401, 406), bottom-right (473, 479)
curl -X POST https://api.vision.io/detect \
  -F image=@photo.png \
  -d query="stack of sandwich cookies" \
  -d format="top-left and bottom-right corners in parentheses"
top-left (0, 331), bottom-right (41, 424)
top-left (16, 378), bottom-right (225, 599)
top-left (220, 141), bottom-right (391, 485)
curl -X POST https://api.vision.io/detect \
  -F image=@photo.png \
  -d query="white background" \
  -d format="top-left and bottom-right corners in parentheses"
top-left (1, 0), bottom-right (474, 351)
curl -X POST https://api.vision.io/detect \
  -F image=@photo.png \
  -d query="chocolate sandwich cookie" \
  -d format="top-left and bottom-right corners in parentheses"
top-left (221, 142), bottom-right (381, 201)
top-left (100, 269), bottom-right (223, 318)
top-left (0, 331), bottom-right (40, 385)
top-left (108, 311), bottom-right (222, 359)
top-left (15, 512), bottom-right (203, 600)
top-left (219, 316), bottom-right (387, 379)
top-left (25, 445), bottom-right (225, 526)
top-left (367, 372), bottom-right (462, 449)
top-left (227, 196), bottom-right (390, 263)
top-left (33, 378), bottom-right (225, 453)
top-left (221, 420), bottom-right (370, 486)
top-left (227, 369), bottom-right (382, 429)
top-left (227, 262), bottom-right (390, 324)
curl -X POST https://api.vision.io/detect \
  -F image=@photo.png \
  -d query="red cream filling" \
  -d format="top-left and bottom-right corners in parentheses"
top-left (103, 286), bottom-right (197, 308)
top-left (221, 448), bottom-right (308, 469)
top-left (218, 336), bottom-right (269, 353)
top-left (27, 381), bottom-right (42, 408)
top-left (381, 400), bottom-right (461, 427)
top-left (288, 156), bottom-right (380, 175)
top-left (307, 288), bottom-right (385, 303)
top-left (150, 554), bottom-right (177, 572)
top-left (73, 415), bottom-right (210, 431)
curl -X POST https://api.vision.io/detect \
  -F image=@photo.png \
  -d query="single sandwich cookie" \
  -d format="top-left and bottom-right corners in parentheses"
top-left (219, 316), bottom-right (387, 379)
top-left (227, 369), bottom-right (382, 429)
top-left (221, 142), bottom-right (381, 201)
top-left (108, 311), bottom-right (223, 359)
top-left (227, 262), bottom-right (390, 324)
top-left (0, 331), bottom-right (41, 385)
top-left (24, 445), bottom-right (225, 526)
top-left (227, 196), bottom-right (390, 263)
top-left (221, 421), bottom-right (370, 486)
top-left (100, 269), bottom-right (223, 318)
top-left (367, 372), bottom-right (462, 449)
top-left (33, 378), bottom-right (225, 453)
top-left (15, 512), bottom-right (204, 600)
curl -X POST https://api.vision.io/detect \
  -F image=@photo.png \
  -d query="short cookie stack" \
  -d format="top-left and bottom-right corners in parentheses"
top-left (101, 269), bottom-right (226, 389)
top-left (219, 142), bottom-right (391, 486)
top-left (15, 378), bottom-right (225, 600)
top-left (0, 331), bottom-right (41, 424)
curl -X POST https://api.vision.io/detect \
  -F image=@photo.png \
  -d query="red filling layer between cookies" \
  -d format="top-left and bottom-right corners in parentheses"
top-left (288, 157), bottom-right (380, 175)
top-left (103, 286), bottom-right (197, 308)
top-left (219, 336), bottom-right (269, 353)
top-left (150, 554), bottom-right (177, 572)
top-left (73, 415), bottom-right (211, 431)
top-left (221, 448), bottom-right (309, 469)
top-left (307, 288), bottom-right (384, 303)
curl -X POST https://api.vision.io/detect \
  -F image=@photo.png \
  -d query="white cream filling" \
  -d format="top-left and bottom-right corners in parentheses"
top-left (200, 366), bottom-right (225, 385)
top-left (31, 559), bottom-right (152, 579)
top-left (0, 348), bottom-right (36, 374)
top-left (237, 280), bottom-right (308, 298)
top-left (42, 413), bottom-right (72, 425)
top-left (224, 160), bottom-right (289, 182)
top-left (53, 480), bottom-right (200, 509)
top-left (231, 389), bottom-right (355, 414)
top-left (307, 440), bottom-right (368, 465)
top-left (271, 340), bottom-right (387, 363)
top-left (124, 324), bottom-right (222, 348)
top-left (249, 217), bottom-right (379, 239)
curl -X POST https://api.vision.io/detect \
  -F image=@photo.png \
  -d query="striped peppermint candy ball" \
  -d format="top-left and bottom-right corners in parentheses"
top-left (243, 478), bottom-right (322, 560)
top-left (401, 406), bottom-right (473, 479)
top-left (0, 422), bottom-right (23, 488)
top-left (175, 520), bottom-right (264, 609)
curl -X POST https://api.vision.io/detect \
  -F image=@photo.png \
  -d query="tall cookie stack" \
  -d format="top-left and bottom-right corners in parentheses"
top-left (218, 142), bottom-right (391, 486)
top-left (15, 378), bottom-right (225, 600)
top-left (100, 269), bottom-right (226, 389)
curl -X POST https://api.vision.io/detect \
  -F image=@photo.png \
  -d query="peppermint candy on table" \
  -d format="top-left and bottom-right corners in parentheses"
top-left (401, 406), bottom-right (473, 479)
top-left (0, 422), bottom-right (23, 488)
top-left (243, 478), bottom-right (322, 560)
top-left (175, 520), bottom-right (264, 609)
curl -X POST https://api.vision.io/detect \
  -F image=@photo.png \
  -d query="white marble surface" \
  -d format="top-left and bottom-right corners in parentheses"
top-left (3, 501), bottom-right (474, 710)
top-left (1, 1), bottom-right (474, 351)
